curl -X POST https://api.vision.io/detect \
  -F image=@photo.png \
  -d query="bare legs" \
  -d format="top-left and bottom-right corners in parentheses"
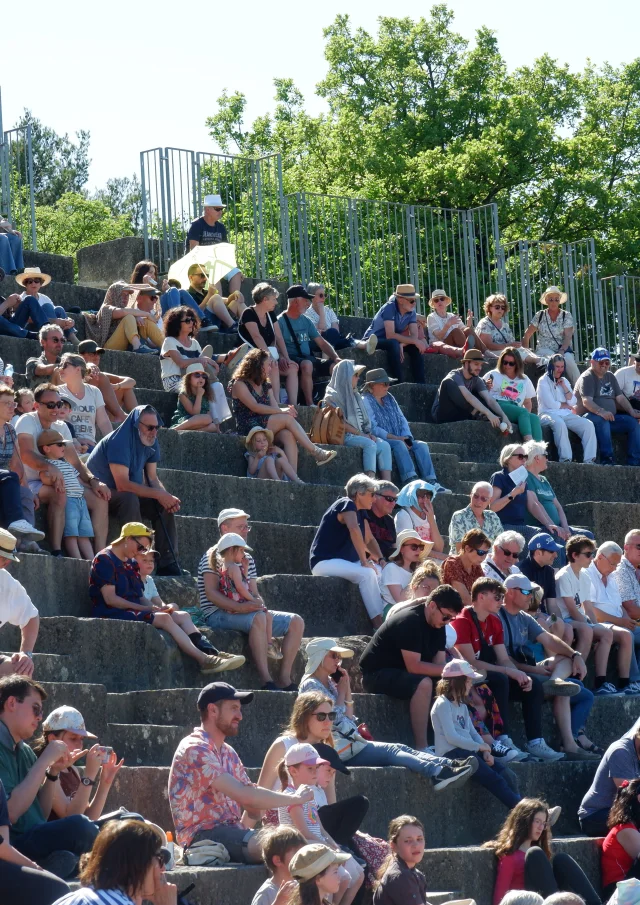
top-left (409, 677), bottom-right (433, 749)
top-left (64, 536), bottom-right (94, 559)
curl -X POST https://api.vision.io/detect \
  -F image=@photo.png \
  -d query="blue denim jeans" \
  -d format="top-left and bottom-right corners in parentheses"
top-left (585, 412), bottom-right (640, 465)
top-left (14, 814), bottom-right (99, 860)
top-left (444, 745), bottom-right (521, 809)
top-left (344, 434), bottom-right (392, 473)
top-left (566, 679), bottom-right (594, 737)
top-left (346, 740), bottom-right (450, 777)
top-left (4, 295), bottom-right (77, 340)
top-left (0, 233), bottom-right (24, 272)
top-left (387, 438), bottom-right (437, 483)
top-left (319, 326), bottom-right (355, 350)
top-left (160, 287), bottom-right (210, 323)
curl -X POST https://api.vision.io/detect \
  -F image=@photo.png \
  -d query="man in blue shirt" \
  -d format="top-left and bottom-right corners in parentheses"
top-left (277, 285), bottom-right (340, 406)
top-left (363, 284), bottom-right (426, 383)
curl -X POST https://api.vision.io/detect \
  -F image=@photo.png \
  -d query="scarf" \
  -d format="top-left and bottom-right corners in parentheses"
top-left (396, 479), bottom-right (436, 510)
top-left (323, 359), bottom-right (371, 432)
top-left (83, 281), bottom-right (131, 347)
top-left (363, 389), bottom-right (407, 437)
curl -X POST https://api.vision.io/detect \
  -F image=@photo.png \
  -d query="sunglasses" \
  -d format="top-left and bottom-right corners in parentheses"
top-left (405, 543), bottom-right (424, 551)
top-left (47, 441), bottom-right (66, 449)
top-left (435, 605), bottom-right (455, 623)
top-left (213, 207), bottom-right (224, 212)
top-left (473, 494), bottom-right (490, 502)
top-left (40, 400), bottom-right (64, 409)
top-left (407, 298), bottom-right (417, 305)
top-left (133, 539), bottom-right (151, 552)
top-left (190, 372), bottom-right (206, 379)
top-left (24, 279), bottom-right (43, 285)
top-left (475, 548), bottom-right (490, 557)
top-left (376, 493), bottom-right (397, 503)
top-left (139, 423), bottom-right (159, 433)
top-left (492, 305), bottom-right (506, 310)
top-left (503, 360), bottom-right (517, 367)
top-left (512, 453), bottom-right (526, 460)
top-left (327, 651), bottom-right (342, 660)
top-left (182, 317), bottom-right (196, 323)
top-left (154, 851), bottom-right (168, 868)
top-left (313, 711), bottom-right (337, 722)
top-left (31, 702), bottom-right (43, 717)
top-left (579, 550), bottom-right (596, 558)
top-left (500, 548), bottom-right (520, 559)
top-left (518, 588), bottom-right (533, 597)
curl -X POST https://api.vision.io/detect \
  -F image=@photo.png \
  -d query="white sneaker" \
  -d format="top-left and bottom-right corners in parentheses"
top-left (496, 735), bottom-right (528, 761)
top-left (491, 742), bottom-right (520, 763)
top-left (365, 334), bottom-right (378, 355)
top-left (8, 520), bottom-right (45, 541)
top-left (548, 805), bottom-right (562, 826)
top-left (525, 739), bottom-right (565, 762)
top-left (432, 482), bottom-right (453, 495)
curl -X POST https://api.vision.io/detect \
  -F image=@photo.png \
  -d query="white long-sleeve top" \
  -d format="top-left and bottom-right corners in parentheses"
top-left (0, 568), bottom-right (39, 629)
top-left (431, 695), bottom-right (484, 756)
top-left (536, 374), bottom-right (577, 417)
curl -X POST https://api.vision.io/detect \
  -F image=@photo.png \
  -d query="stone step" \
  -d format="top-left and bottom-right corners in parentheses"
top-left (0, 276), bottom-right (105, 312)
top-left (564, 501), bottom-right (640, 549)
top-left (1, 250), bottom-right (74, 284)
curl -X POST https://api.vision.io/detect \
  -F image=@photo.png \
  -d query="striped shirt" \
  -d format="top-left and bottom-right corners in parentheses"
top-left (197, 546), bottom-right (257, 616)
top-left (52, 889), bottom-right (135, 905)
top-left (50, 456), bottom-right (84, 498)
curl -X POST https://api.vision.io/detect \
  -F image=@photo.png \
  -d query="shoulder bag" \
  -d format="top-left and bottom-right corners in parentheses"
top-left (309, 403), bottom-right (345, 445)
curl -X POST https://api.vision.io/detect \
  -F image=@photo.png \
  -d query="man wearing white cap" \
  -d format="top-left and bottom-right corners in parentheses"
top-left (186, 194), bottom-right (244, 297)
top-left (197, 509), bottom-right (304, 690)
top-left (0, 528), bottom-right (39, 679)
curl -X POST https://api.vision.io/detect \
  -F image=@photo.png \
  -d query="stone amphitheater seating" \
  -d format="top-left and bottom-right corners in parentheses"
top-left (1, 252), bottom-right (639, 904)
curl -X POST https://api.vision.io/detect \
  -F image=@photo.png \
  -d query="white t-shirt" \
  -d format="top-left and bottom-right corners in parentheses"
top-left (142, 575), bottom-right (159, 601)
top-left (305, 306), bottom-right (339, 330)
top-left (484, 370), bottom-right (536, 407)
top-left (15, 412), bottom-right (73, 482)
top-left (379, 562), bottom-right (412, 608)
top-left (394, 507), bottom-right (433, 542)
top-left (555, 565), bottom-right (595, 619)
top-left (427, 310), bottom-right (457, 340)
top-left (58, 384), bottom-right (105, 445)
top-left (20, 291), bottom-right (55, 311)
top-left (0, 568), bottom-right (39, 629)
top-left (160, 336), bottom-right (203, 381)
top-left (615, 366), bottom-right (640, 401)
top-left (586, 561), bottom-right (624, 619)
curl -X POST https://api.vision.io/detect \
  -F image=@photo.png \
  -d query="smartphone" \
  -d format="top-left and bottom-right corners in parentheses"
top-left (330, 669), bottom-right (343, 683)
top-left (96, 745), bottom-right (113, 764)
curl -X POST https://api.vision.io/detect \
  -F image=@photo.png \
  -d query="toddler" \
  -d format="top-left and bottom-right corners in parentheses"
top-left (245, 427), bottom-right (302, 483)
top-left (38, 428), bottom-right (94, 559)
top-left (12, 388), bottom-right (35, 426)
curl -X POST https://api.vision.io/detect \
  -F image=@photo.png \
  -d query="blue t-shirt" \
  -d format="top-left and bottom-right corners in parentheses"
top-left (310, 497), bottom-right (368, 570)
top-left (89, 549), bottom-right (145, 610)
top-left (365, 298), bottom-right (417, 340)
top-left (277, 313), bottom-right (319, 358)
top-left (86, 429), bottom-right (159, 489)
top-left (491, 468), bottom-right (528, 526)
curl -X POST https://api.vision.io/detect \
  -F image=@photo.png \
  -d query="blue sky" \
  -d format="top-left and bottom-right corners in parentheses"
top-left (2, 0), bottom-right (638, 191)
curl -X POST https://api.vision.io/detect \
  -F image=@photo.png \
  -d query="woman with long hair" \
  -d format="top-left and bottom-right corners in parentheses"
top-left (484, 347), bottom-right (542, 442)
top-left (373, 815), bottom-right (427, 905)
top-left (487, 798), bottom-right (599, 905)
top-left (230, 348), bottom-right (337, 472)
top-left (601, 778), bottom-right (640, 899)
top-left (536, 354), bottom-right (597, 463)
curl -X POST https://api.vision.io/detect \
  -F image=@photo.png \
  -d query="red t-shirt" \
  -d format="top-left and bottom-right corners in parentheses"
top-left (493, 851), bottom-right (525, 905)
top-left (452, 606), bottom-right (504, 658)
top-left (602, 822), bottom-right (636, 889)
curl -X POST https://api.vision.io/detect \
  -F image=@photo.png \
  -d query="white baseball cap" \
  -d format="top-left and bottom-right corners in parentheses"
top-left (217, 533), bottom-right (251, 554)
top-left (42, 705), bottom-right (97, 738)
top-left (203, 194), bottom-right (226, 208)
top-left (217, 508), bottom-right (250, 527)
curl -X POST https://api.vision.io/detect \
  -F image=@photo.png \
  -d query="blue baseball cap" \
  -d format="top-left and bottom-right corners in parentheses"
top-left (528, 532), bottom-right (564, 553)
top-left (591, 347), bottom-right (611, 362)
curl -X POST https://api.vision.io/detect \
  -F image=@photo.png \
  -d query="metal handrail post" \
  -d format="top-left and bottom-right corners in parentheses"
top-left (26, 124), bottom-right (36, 250)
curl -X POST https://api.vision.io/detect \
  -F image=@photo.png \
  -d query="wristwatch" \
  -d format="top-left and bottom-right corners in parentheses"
top-left (507, 494), bottom-right (514, 502)
top-left (45, 771), bottom-right (59, 782)
top-left (81, 777), bottom-right (97, 787)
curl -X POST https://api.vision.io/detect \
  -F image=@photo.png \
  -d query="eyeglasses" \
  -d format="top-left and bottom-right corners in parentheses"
top-left (435, 605), bottom-right (455, 623)
top-left (49, 337), bottom-right (63, 344)
top-left (24, 279), bottom-right (43, 285)
top-left (154, 851), bottom-right (167, 868)
top-left (190, 372), bottom-right (206, 379)
top-left (312, 711), bottom-right (337, 722)
top-left (31, 702), bottom-right (43, 717)
top-left (492, 304), bottom-right (507, 310)
top-left (500, 548), bottom-right (520, 559)
top-left (512, 453), bottom-right (527, 460)
top-left (133, 538), bottom-right (151, 552)
top-left (579, 550), bottom-right (596, 559)
top-left (376, 493), bottom-right (397, 503)
top-left (474, 548), bottom-right (490, 557)
top-left (40, 400), bottom-right (64, 409)
top-left (139, 423), bottom-right (159, 433)
top-left (503, 360), bottom-right (517, 367)
top-left (213, 207), bottom-right (224, 212)
top-left (405, 543), bottom-right (424, 551)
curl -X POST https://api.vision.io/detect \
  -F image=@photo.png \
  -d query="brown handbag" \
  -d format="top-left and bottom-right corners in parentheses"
top-left (309, 404), bottom-right (346, 445)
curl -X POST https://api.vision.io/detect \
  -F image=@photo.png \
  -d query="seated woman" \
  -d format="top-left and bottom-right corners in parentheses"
top-left (323, 360), bottom-right (392, 480)
top-left (536, 355), bottom-right (597, 463)
top-left (521, 287), bottom-right (580, 385)
top-left (477, 295), bottom-right (539, 364)
top-left (601, 778), bottom-right (640, 901)
top-left (89, 521), bottom-right (244, 676)
top-left (230, 348), bottom-right (336, 473)
top-left (442, 528), bottom-right (489, 605)
top-left (488, 798), bottom-right (599, 905)
top-left (238, 282), bottom-right (299, 405)
top-left (14, 267), bottom-right (79, 345)
top-left (379, 529), bottom-right (433, 619)
top-left (449, 482), bottom-right (504, 554)
top-left (490, 443), bottom-right (540, 545)
top-left (306, 282), bottom-right (378, 354)
top-left (484, 348), bottom-right (542, 441)
top-left (394, 480), bottom-right (445, 560)
top-left (310, 474), bottom-right (386, 626)
top-left (103, 285), bottom-right (164, 354)
top-left (407, 560), bottom-right (442, 600)
top-left (57, 353), bottom-right (113, 452)
top-left (426, 288), bottom-right (484, 353)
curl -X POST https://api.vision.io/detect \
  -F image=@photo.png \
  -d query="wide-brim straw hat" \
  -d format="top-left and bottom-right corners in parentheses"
top-left (245, 426), bottom-right (274, 449)
top-left (395, 283), bottom-right (419, 298)
top-left (540, 285), bottom-right (567, 305)
top-left (429, 288), bottom-right (451, 306)
top-left (0, 528), bottom-right (20, 562)
top-left (16, 266), bottom-right (51, 288)
top-left (389, 529), bottom-right (433, 561)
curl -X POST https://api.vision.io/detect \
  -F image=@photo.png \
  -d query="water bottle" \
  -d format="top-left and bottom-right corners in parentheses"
top-left (165, 831), bottom-right (176, 869)
top-left (4, 364), bottom-right (13, 379)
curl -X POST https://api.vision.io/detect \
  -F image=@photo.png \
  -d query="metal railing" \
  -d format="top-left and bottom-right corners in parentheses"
top-left (0, 124), bottom-right (36, 250)
top-left (140, 147), bottom-right (287, 277)
top-left (599, 276), bottom-right (640, 365)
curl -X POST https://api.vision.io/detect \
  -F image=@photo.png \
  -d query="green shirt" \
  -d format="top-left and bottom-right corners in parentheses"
top-left (0, 719), bottom-right (45, 838)
top-left (526, 471), bottom-right (560, 527)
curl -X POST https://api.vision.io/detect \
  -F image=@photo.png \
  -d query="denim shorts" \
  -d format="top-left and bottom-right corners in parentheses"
top-left (64, 496), bottom-right (94, 537)
top-left (204, 608), bottom-right (294, 636)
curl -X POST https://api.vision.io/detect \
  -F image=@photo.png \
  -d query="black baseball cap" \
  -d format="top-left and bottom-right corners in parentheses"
top-left (312, 742), bottom-right (350, 775)
top-left (197, 682), bottom-right (253, 710)
top-left (286, 284), bottom-right (313, 300)
top-left (78, 340), bottom-right (105, 355)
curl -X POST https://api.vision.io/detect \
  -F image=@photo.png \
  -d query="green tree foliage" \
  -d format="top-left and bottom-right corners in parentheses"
top-left (206, 6), bottom-right (640, 273)
top-left (93, 175), bottom-right (143, 234)
top-left (35, 193), bottom-right (132, 258)
top-left (15, 110), bottom-right (90, 206)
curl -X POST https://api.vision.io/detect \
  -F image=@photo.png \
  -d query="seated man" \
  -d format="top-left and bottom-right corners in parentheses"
top-left (365, 480), bottom-right (399, 561)
top-left (614, 529), bottom-right (640, 623)
top-left (17, 383), bottom-right (111, 554)
top-left (305, 282), bottom-right (377, 353)
top-left (0, 676), bottom-right (99, 872)
top-left (0, 267), bottom-right (38, 340)
top-left (587, 541), bottom-right (640, 694)
top-left (574, 348), bottom-right (640, 466)
top-left (614, 351), bottom-right (640, 412)
top-left (25, 325), bottom-right (64, 388)
top-left (520, 532), bottom-right (571, 640)
top-left (169, 681), bottom-right (314, 862)
top-left (0, 218), bottom-right (24, 274)
top-left (579, 723), bottom-right (640, 836)
top-left (453, 576), bottom-right (564, 762)
top-left (431, 349), bottom-right (505, 429)
top-left (277, 286), bottom-right (340, 406)
top-left (482, 531), bottom-right (525, 582)
top-left (15, 268), bottom-right (78, 345)
top-left (79, 340), bottom-right (137, 423)
top-left (362, 284), bottom-right (426, 384)
top-left (162, 264), bottom-right (244, 334)
top-left (198, 508), bottom-right (304, 690)
top-left (186, 194), bottom-right (244, 297)
top-left (360, 585), bottom-right (464, 750)
top-left (0, 528), bottom-right (39, 678)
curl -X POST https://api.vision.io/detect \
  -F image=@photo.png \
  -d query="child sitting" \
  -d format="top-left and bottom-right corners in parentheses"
top-left (38, 428), bottom-right (94, 559)
top-left (289, 844), bottom-right (352, 905)
top-left (373, 814), bottom-right (427, 905)
top-left (379, 529), bottom-right (432, 619)
top-left (12, 388), bottom-right (35, 426)
top-left (170, 362), bottom-right (220, 433)
top-left (58, 397), bottom-right (87, 454)
top-left (251, 826), bottom-right (306, 905)
top-left (245, 426), bottom-right (302, 483)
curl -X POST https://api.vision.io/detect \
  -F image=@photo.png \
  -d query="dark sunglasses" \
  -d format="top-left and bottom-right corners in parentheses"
top-left (182, 316), bottom-right (196, 323)
top-left (40, 400), bottom-right (64, 409)
top-left (512, 453), bottom-right (527, 460)
top-left (579, 550), bottom-right (596, 559)
top-left (500, 547), bottom-right (520, 559)
top-left (139, 423), bottom-right (159, 433)
top-left (31, 702), bottom-right (43, 717)
top-left (376, 493), bottom-right (397, 503)
top-left (492, 304), bottom-right (506, 310)
top-left (213, 207), bottom-right (224, 212)
top-left (313, 711), bottom-right (337, 722)
top-left (475, 548), bottom-right (490, 557)
top-left (190, 372), bottom-right (206, 379)
top-left (503, 360), bottom-right (517, 367)
top-left (518, 588), bottom-right (533, 597)
top-left (24, 278), bottom-right (43, 285)
top-left (133, 538), bottom-right (151, 552)
top-left (405, 543), bottom-right (424, 551)
top-left (47, 441), bottom-right (66, 449)
top-left (435, 605), bottom-right (455, 623)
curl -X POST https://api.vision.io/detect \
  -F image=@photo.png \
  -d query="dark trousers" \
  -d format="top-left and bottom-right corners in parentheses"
top-left (485, 670), bottom-right (544, 740)
top-left (579, 807), bottom-right (610, 838)
top-left (14, 814), bottom-right (99, 862)
top-left (377, 338), bottom-right (425, 384)
top-left (524, 847), bottom-right (600, 905)
top-left (445, 746), bottom-right (520, 809)
top-left (0, 860), bottom-right (69, 905)
top-left (0, 469), bottom-right (26, 527)
top-left (108, 492), bottom-right (178, 569)
top-left (320, 327), bottom-right (355, 350)
top-left (432, 377), bottom-right (480, 423)
top-left (318, 795), bottom-right (369, 846)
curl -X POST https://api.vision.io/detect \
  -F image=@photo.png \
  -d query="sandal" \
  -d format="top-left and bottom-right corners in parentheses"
top-left (313, 447), bottom-right (337, 466)
top-left (576, 732), bottom-right (604, 757)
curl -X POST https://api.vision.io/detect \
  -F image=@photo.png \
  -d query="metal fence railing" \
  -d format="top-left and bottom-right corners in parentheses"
top-left (140, 147), bottom-right (287, 277)
top-left (0, 124), bottom-right (36, 250)
top-left (599, 275), bottom-right (640, 365)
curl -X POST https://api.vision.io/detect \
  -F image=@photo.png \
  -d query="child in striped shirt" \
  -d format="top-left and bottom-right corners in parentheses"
top-left (37, 429), bottom-right (94, 559)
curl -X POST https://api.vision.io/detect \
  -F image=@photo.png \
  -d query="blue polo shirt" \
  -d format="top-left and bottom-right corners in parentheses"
top-left (365, 298), bottom-right (417, 340)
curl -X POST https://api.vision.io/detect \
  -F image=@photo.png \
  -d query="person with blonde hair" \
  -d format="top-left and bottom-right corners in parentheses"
top-left (426, 288), bottom-right (485, 352)
top-left (521, 287), bottom-right (580, 385)
top-left (484, 348), bottom-right (542, 441)
top-left (477, 294), bottom-right (538, 362)
top-left (490, 444), bottom-right (540, 545)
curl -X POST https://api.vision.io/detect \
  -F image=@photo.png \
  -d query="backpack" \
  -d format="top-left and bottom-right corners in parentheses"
top-left (309, 404), bottom-right (345, 445)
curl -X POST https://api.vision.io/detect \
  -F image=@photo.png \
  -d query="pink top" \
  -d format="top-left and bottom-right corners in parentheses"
top-left (493, 851), bottom-right (525, 905)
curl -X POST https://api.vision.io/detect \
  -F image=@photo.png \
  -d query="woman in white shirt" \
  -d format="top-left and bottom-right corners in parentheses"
top-left (306, 283), bottom-right (377, 355)
top-left (537, 355), bottom-right (597, 463)
top-left (483, 347), bottom-right (542, 441)
top-left (379, 529), bottom-right (433, 617)
top-left (394, 480), bottom-right (445, 559)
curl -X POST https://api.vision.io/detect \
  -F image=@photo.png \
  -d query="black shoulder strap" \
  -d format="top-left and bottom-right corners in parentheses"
top-left (468, 608), bottom-right (498, 664)
top-left (281, 313), bottom-right (303, 357)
